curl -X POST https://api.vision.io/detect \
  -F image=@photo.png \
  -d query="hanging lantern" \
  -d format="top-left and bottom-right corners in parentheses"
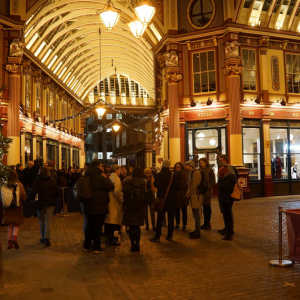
top-left (128, 18), bottom-right (147, 38)
top-left (134, 1), bottom-right (155, 25)
top-left (99, 0), bottom-right (120, 30)
top-left (96, 107), bottom-right (106, 117)
top-left (112, 123), bottom-right (121, 132)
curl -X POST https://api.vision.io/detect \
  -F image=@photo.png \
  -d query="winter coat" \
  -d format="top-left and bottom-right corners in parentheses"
top-left (106, 172), bottom-right (124, 225)
top-left (2, 182), bottom-right (27, 225)
top-left (122, 177), bottom-right (146, 226)
top-left (174, 170), bottom-right (188, 207)
top-left (154, 168), bottom-right (179, 211)
top-left (200, 167), bottom-right (216, 206)
top-left (186, 168), bottom-right (202, 209)
top-left (23, 167), bottom-right (38, 188)
top-left (16, 170), bottom-right (25, 187)
top-left (72, 173), bottom-right (82, 184)
top-left (65, 173), bottom-right (75, 187)
top-left (145, 179), bottom-right (155, 205)
top-left (83, 167), bottom-right (115, 215)
top-left (217, 170), bottom-right (236, 203)
top-left (30, 173), bottom-right (60, 206)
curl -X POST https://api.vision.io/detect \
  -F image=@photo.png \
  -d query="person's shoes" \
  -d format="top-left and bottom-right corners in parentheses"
top-left (39, 238), bottom-right (45, 243)
top-left (108, 240), bottom-right (121, 246)
top-left (135, 245), bottom-right (140, 252)
top-left (189, 232), bottom-right (201, 239)
top-left (93, 248), bottom-right (106, 254)
top-left (166, 235), bottom-right (173, 241)
top-left (83, 247), bottom-right (93, 252)
top-left (189, 231), bottom-right (195, 235)
top-left (44, 239), bottom-right (51, 247)
top-left (149, 236), bottom-right (160, 243)
top-left (130, 246), bottom-right (136, 252)
top-left (182, 225), bottom-right (186, 230)
top-left (220, 229), bottom-right (235, 235)
top-left (12, 236), bottom-right (19, 249)
top-left (201, 224), bottom-right (211, 230)
top-left (7, 240), bottom-right (13, 249)
top-left (218, 228), bottom-right (226, 233)
top-left (174, 225), bottom-right (180, 230)
top-left (222, 235), bottom-right (233, 241)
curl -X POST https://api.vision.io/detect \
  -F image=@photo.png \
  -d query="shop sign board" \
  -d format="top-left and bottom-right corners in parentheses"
top-left (35, 126), bottom-right (43, 136)
top-left (269, 110), bottom-right (300, 119)
top-left (46, 130), bottom-right (59, 140)
top-left (25, 122), bottom-right (32, 132)
top-left (184, 109), bottom-right (226, 121)
top-left (60, 135), bottom-right (71, 144)
top-left (241, 109), bottom-right (263, 118)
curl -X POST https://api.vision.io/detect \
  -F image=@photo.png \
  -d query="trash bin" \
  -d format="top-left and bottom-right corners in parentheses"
top-left (285, 209), bottom-right (300, 263)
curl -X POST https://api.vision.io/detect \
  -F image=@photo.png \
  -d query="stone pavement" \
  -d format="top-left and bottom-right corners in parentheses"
top-left (0, 197), bottom-right (300, 300)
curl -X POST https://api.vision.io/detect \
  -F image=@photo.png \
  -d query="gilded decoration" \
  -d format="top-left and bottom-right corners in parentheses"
top-left (271, 56), bottom-right (280, 91)
top-left (153, 0), bottom-right (164, 25)
top-left (290, 121), bottom-right (300, 127)
top-left (207, 120), bottom-right (226, 127)
top-left (191, 40), bottom-right (215, 49)
top-left (164, 51), bottom-right (179, 67)
top-left (223, 64), bottom-right (243, 75)
top-left (164, 73), bottom-right (182, 83)
top-left (6, 63), bottom-right (22, 73)
top-left (286, 43), bottom-right (300, 51)
top-left (242, 120), bottom-right (261, 126)
top-left (268, 42), bottom-right (283, 50)
top-left (270, 121), bottom-right (288, 127)
top-left (240, 37), bottom-right (259, 46)
top-left (225, 41), bottom-right (241, 60)
top-left (187, 122), bottom-right (205, 128)
top-left (9, 39), bottom-right (24, 57)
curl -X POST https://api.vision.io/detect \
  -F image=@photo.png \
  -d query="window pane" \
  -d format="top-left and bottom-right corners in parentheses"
top-left (221, 128), bottom-right (226, 154)
top-left (270, 128), bottom-right (288, 153)
top-left (286, 54), bottom-right (292, 73)
top-left (188, 131), bottom-right (193, 156)
top-left (194, 74), bottom-right (201, 93)
top-left (244, 154), bottom-right (261, 181)
top-left (193, 53), bottom-right (200, 73)
top-left (292, 55), bottom-right (298, 73)
top-left (249, 50), bottom-right (256, 70)
top-left (290, 129), bottom-right (300, 153)
top-left (291, 153), bottom-right (300, 179)
top-left (208, 71), bottom-right (216, 91)
top-left (195, 129), bottom-right (218, 149)
top-left (207, 51), bottom-right (215, 71)
top-left (242, 49), bottom-right (249, 69)
top-left (243, 70), bottom-right (250, 90)
top-left (201, 72), bottom-right (208, 92)
top-left (200, 52), bottom-right (207, 72)
top-left (243, 128), bottom-right (260, 154)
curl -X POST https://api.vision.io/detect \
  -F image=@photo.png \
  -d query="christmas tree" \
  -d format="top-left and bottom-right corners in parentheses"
top-left (0, 85), bottom-right (13, 188)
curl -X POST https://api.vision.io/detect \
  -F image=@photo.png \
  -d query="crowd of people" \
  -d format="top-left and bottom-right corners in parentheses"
top-left (1, 154), bottom-right (238, 253)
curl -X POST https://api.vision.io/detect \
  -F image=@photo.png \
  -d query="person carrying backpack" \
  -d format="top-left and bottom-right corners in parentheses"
top-left (122, 166), bottom-right (146, 252)
top-left (185, 160), bottom-right (202, 239)
top-left (199, 158), bottom-right (216, 230)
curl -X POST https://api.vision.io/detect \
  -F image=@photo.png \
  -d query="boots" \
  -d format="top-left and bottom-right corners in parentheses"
top-left (128, 227), bottom-right (136, 252)
top-left (201, 205), bottom-right (211, 229)
top-left (12, 236), bottom-right (19, 249)
top-left (135, 227), bottom-right (141, 252)
top-left (145, 221), bottom-right (149, 230)
top-left (7, 240), bottom-right (13, 249)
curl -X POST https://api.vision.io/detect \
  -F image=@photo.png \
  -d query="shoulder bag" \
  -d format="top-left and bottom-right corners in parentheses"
top-left (153, 173), bottom-right (174, 212)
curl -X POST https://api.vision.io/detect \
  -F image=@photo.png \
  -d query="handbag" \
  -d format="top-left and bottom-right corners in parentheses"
top-left (1, 185), bottom-right (13, 208)
top-left (176, 190), bottom-right (189, 207)
top-left (231, 182), bottom-right (243, 201)
top-left (153, 173), bottom-right (174, 212)
top-left (31, 182), bottom-right (45, 210)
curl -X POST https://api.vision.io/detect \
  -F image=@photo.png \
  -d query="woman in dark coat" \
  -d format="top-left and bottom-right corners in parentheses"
top-left (144, 168), bottom-right (156, 231)
top-left (122, 166), bottom-right (146, 252)
top-left (2, 171), bottom-right (27, 249)
top-left (174, 162), bottom-right (188, 230)
top-left (217, 166), bottom-right (236, 241)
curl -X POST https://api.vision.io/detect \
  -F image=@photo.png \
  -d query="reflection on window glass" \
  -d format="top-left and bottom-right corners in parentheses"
top-left (242, 49), bottom-right (256, 91)
top-left (243, 128), bottom-right (261, 181)
top-left (195, 129), bottom-right (218, 149)
top-left (188, 131), bottom-right (193, 157)
top-left (221, 128), bottom-right (226, 154)
top-left (290, 129), bottom-right (300, 179)
top-left (270, 128), bottom-right (288, 180)
top-left (286, 54), bottom-right (300, 94)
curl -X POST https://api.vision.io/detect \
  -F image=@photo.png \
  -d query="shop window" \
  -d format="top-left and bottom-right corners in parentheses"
top-left (243, 128), bottom-right (261, 181)
top-left (122, 131), bottom-right (126, 146)
top-left (195, 129), bottom-right (218, 149)
top-left (270, 128), bottom-right (288, 180)
top-left (116, 113), bottom-right (122, 119)
top-left (98, 152), bottom-right (103, 159)
top-left (193, 51), bottom-right (216, 94)
top-left (286, 54), bottom-right (300, 94)
top-left (188, 131), bottom-right (193, 158)
top-left (189, 0), bottom-right (215, 29)
top-left (116, 133), bottom-right (120, 148)
top-left (242, 49), bottom-right (256, 91)
top-left (36, 82), bottom-right (41, 115)
top-left (25, 73), bottom-right (32, 110)
top-left (107, 152), bottom-right (113, 159)
top-left (106, 113), bottom-right (112, 120)
top-left (290, 129), bottom-right (300, 179)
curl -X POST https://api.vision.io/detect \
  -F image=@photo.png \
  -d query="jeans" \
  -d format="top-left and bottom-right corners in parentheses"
top-left (37, 206), bottom-right (55, 239)
top-left (192, 208), bottom-right (201, 232)
top-left (84, 214), bottom-right (106, 250)
top-left (218, 198), bottom-right (234, 229)
top-left (222, 201), bottom-right (234, 235)
top-left (145, 203), bottom-right (155, 229)
top-left (80, 202), bottom-right (88, 235)
top-left (202, 205), bottom-right (212, 225)
top-left (175, 206), bottom-right (187, 226)
top-left (156, 209), bottom-right (174, 237)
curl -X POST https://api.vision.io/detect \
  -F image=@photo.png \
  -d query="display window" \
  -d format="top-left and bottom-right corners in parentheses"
top-left (242, 127), bottom-right (261, 181)
top-left (36, 136), bottom-right (43, 159)
top-left (46, 140), bottom-right (59, 170)
top-left (25, 133), bottom-right (33, 165)
top-left (242, 48), bottom-right (256, 91)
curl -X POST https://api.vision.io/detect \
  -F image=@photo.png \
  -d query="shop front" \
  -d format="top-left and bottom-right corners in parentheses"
top-left (24, 132), bottom-right (33, 165)
top-left (36, 136), bottom-right (43, 160)
top-left (72, 146), bottom-right (80, 167)
top-left (46, 139), bottom-right (59, 170)
top-left (62, 143), bottom-right (70, 169)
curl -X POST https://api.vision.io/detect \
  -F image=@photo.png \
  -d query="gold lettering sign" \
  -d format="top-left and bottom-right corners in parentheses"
top-left (198, 112), bottom-right (213, 117)
top-left (270, 112), bottom-right (275, 116)
top-left (249, 111), bottom-right (254, 116)
top-left (293, 113), bottom-right (300, 117)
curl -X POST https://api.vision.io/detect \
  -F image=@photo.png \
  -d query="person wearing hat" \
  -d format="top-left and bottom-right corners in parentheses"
top-left (150, 159), bottom-right (179, 242)
top-left (185, 160), bottom-right (202, 239)
top-left (144, 168), bottom-right (157, 231)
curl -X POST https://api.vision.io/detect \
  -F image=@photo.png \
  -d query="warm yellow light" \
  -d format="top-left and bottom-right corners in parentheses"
top-left (134, 1), bottom-right (155, 25)
top-left (99, 3), bottom-right (120, 30)
top-left (128, 19), bottom-right (147, 38)
top-left (112, 123), bottom-right (121, 132)
top-left (96, 107), bottom-right (106, 117)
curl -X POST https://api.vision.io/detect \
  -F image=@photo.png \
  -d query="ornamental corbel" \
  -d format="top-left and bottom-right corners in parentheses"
top-left (223, 65), bottom-right (243, 75)
top-left (6, 63), bottom-right (22, 73)
top-left (164, 73), bottom-right (182, 83)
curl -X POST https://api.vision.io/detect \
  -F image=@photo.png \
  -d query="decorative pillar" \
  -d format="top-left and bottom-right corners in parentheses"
top-left (20, 130), bottom-right (25, 165)
top-left (262, 119), bottom-right (273, 196)
top-left (165, 68), bottom-right (182, 166)
top-left (163, 126), bottom-right (169, 160)
top-left (58, 141), bottom-right (62, 169)
top-left (32, 132), bottom-right (37, 160)
top-left (6, 62), bottom-right (22, 166)
top-left (224, 42), bottom-right (250, 199)
top-left (80, 139), bottom-right (85, 168)
top-left (42, 136), bottom-right (47, 164)
top-left (70, 145), bottom-right (73, 167)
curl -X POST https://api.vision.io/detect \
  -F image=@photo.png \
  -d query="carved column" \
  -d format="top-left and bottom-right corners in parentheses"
top-left (80, 139), bottom-right (85, 168)
top-left (58, 141), bottom-right (62, 170)
top-left (259, 37), bottom-right (270, 102)
top-left (70, 145), bottom-right (74, 167)
top-left (42, 133), bottom-right (47, 165)
top-left (6, 62), bottom-right (22, 166)
top-left (165, 67), bottom-right (182, 165)
top-left (32, 127), bottom-right (37, 160)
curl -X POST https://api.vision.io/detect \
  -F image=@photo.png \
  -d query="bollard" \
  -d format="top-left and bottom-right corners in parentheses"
top-left (59, 187), bottom-right (69, 217)
top-left (269, 206), bottom-right (292, 267)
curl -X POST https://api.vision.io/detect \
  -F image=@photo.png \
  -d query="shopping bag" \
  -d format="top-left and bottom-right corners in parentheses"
top-left (231, 183), bottom-right (243, 201)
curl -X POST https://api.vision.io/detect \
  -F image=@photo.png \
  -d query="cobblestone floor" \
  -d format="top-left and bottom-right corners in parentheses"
top-left (0, 196), bottom-right (300, 300)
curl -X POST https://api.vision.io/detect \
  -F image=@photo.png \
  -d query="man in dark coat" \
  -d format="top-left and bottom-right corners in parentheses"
top-left (22, 161), bottom-right (34, 189)
top-left (150, 160), bottom-right (179, 243)
top-left (16, 163), bottom-right (25, 186)
top-left (83, 159), bottom-right (115, 254)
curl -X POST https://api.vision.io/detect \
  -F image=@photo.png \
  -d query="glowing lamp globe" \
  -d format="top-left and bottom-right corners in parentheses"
top-left (96, 107), bottom-right (106, 117)
top-left (112, 123), bottom-right (121, 132)
top-left (134, 1), bottom-right (155, 25)
top-left (99, 4), bottom-right (120, 30)
top-left (128, 19), bottom-right (147, 38)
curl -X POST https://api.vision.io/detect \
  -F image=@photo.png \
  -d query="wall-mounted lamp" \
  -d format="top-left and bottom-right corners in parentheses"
top-left (254, 96), bottom-right (261, 104)
top-left (278, 97), bottom-right (286, 106)
top-left (206, 97), bottom-right (213, 106)
top-left (190, 99), bottom-right (197, 107)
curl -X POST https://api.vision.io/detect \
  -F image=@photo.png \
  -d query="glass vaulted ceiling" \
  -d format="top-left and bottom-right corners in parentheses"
top-left (24, 0), bottom-right (163, 103)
